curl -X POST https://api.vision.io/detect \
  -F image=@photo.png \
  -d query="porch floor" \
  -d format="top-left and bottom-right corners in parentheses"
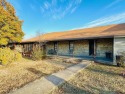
top-left (74, 56), bottom-right (113, 65)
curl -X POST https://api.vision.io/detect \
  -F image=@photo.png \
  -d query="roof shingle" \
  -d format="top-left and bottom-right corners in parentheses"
top-left (22, 23), bottom-right (125, 43)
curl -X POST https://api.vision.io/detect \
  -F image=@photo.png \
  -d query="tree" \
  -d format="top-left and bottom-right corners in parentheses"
top-left (0, 0), bottom-right (24, 45)
top-left (32, 31), bottom-right (47, 60)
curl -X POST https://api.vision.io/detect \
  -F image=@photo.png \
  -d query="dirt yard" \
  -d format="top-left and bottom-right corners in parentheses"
top-left (45, 56), bottom-right (81, 67)
top-left (50, 63), bottom-right (125, 94)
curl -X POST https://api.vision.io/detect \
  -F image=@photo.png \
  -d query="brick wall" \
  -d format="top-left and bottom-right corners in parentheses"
top-left (74, 40), bottom-right (89, 56)
top-left (46, 38), bottom-right (113, 58)
top-left (58, 41), bottom-right (69, 55)
top-left (46, 40), bottom-right (89, 56)
top-left (96, 39), bottom-right (113, 57)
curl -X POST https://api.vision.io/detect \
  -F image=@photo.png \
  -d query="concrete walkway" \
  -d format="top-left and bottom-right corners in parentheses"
top-left (9, 60), bottom-right (91, 94)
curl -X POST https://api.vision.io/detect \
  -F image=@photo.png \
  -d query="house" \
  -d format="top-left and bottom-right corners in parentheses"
top-left (21, 23), bottom-right (125, 65)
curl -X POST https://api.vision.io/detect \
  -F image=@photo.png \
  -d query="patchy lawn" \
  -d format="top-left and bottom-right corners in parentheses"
top-left (46, 56), bottom-right (80, 67)
top-left (50, 63), bottom-right (125, 94)
top-left (0, 58), bottom-right (66, 94)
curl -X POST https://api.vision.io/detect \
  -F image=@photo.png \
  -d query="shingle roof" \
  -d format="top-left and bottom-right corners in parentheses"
top-left (22, 23), bottom-right (125, 43)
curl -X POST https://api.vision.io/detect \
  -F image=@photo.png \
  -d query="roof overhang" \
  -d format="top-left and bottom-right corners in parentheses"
top-left (21, 35), bottom-right (114, 43)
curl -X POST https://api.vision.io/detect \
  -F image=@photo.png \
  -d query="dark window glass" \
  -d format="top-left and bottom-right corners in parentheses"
top-left (54, 42), bottom-right (58, 54)
top-left (69, 41), bottom-right (74, 54)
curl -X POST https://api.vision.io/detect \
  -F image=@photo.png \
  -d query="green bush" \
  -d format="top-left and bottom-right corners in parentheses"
top-left (0, 48), bottom-right (22, 65)
top-left (32, 46), bottom-right (46, 60)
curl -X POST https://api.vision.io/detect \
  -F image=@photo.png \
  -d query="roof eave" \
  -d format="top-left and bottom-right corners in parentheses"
top-left (21, 35), bottom-right (114, 43)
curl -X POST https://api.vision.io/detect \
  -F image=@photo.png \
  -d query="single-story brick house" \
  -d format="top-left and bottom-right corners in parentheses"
top-left (19, 23), bottom-right (125, 65)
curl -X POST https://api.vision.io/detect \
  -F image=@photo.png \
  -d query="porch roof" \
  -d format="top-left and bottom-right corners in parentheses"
top-left (22, 23), bottom-right (125, 43)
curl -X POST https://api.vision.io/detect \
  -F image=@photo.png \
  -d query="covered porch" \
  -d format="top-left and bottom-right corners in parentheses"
top-left (46, 38), bottom-right (114, 65)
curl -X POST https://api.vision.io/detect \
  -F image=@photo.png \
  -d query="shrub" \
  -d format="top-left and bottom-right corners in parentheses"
top-left (14, 51), bottom-right (22, 61)
top-left (0, 48), bottom-right (22, 65)
top-left (32, 46), bottom-right (46, 60)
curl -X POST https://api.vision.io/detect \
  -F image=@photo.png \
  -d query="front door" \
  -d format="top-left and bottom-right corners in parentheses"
top-left (89, 40), bottom-right (94, 56)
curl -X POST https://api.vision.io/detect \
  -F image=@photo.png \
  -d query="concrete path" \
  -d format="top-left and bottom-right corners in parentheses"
top-left (9, 60), bottom-right (91, 94)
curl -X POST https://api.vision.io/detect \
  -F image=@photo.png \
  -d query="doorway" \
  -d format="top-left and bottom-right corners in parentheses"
top-left (89, 40), bottom-right (94, 56)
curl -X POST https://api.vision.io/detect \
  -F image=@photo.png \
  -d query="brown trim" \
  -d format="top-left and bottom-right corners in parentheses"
top-left (21, 36), bottom-right (114, 43)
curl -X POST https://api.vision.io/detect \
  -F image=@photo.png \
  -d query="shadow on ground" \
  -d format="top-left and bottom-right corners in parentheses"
top-left (27, 68), bottom-right (48, 77)
top-left (45, 75), bottom-right (91, 94)
top-left (47, 71), bottom-right (124, 94)
top-left (86, 65), bottom-right (120, 76)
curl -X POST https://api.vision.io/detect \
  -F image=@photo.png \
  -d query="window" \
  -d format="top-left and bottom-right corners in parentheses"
top-left (69, 41), bottom-right (74, 54)
top-left (54, 42), bottom-right (58, 54)
top-left (29, 44), bottom-right (33, 51)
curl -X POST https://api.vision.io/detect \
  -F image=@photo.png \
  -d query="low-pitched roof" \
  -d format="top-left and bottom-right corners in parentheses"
top-left (22, 23), bottom-right (125, 43)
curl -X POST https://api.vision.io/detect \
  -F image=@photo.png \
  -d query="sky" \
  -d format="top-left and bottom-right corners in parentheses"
top-left (7, 0), bottom-right (125, 39)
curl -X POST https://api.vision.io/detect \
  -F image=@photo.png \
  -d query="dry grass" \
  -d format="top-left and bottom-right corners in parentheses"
top-left (0, 58), bottom-right (65, 94)
top-left (46, 56), bottom-right (81, 66)
top-left (50, 63), bottom-right (125, 94)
